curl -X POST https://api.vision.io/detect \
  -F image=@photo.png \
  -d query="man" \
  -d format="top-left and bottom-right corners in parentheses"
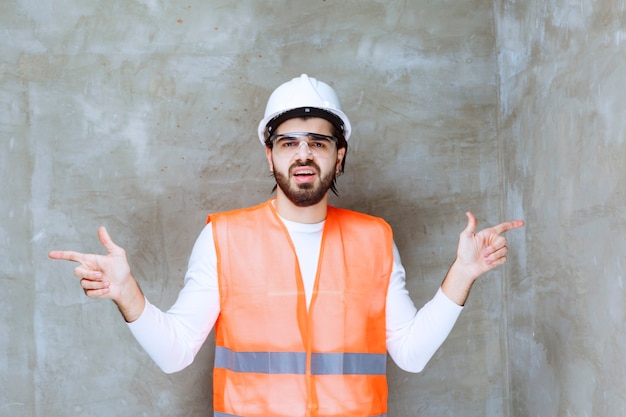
top-left (49, 74), bottom-right (524, 417)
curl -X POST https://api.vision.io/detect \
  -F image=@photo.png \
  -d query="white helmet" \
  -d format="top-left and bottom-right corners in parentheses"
top-left (257, 74), bottom-right (352, 145)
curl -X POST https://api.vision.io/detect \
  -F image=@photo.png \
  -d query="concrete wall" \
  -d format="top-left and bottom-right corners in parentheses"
top-left (2, 1), bottom-right (503, 415)
top-left (496, 0), bottom-right (626, 416)
top-left (5, 0), bottom-right (623, 416)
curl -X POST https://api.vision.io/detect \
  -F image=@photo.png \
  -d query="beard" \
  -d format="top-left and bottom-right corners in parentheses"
top-left (273, 161), bottom-right (336, 207)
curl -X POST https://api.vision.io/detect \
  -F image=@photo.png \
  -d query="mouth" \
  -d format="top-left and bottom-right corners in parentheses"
top-left (291, 166), bottom-right (317, 183)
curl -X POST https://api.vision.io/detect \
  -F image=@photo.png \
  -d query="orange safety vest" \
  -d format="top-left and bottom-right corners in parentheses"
top-left (208, 199), bottom-right (393, 417)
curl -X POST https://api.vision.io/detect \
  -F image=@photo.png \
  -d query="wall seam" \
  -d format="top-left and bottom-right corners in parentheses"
top-left (492, 1), bottom-right (512, 416)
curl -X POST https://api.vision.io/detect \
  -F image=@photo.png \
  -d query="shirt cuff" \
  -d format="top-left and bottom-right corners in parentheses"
top-left (433, 287), bottom-right (464, 318)
top-left (126, 296), bottom-right (153, 334)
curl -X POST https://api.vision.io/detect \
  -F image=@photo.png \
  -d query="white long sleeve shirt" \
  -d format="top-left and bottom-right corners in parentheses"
top-left (128, 216), bottom-right (463, 374)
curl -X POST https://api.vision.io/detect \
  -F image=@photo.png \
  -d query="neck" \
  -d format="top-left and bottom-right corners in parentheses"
top-left (273, 191), bottom-right (329, 223)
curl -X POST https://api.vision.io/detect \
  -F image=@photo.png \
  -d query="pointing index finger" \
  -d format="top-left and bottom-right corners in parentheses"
top-left (492, 219), bottom-right (525, 235)
top-left (48, 250), bottom-right (88, 263)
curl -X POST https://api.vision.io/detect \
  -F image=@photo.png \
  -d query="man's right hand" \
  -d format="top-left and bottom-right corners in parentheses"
top-left (49, 226), bottom-right (145, 322)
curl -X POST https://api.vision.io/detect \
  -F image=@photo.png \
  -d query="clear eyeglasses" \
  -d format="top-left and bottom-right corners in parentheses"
top-left (269, 132), bottom-right (338, 157)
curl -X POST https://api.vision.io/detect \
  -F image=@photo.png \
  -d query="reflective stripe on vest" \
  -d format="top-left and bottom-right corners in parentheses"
top-left (215, 413), bottom-right (387, 417)
top-left (213, 411), bottom-right (387, 417)
top-left (215, 346), bottom-right (386, 375)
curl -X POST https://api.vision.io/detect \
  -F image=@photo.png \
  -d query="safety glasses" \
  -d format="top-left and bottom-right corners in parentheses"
top-left (269, 132), bottom-right (338, 157)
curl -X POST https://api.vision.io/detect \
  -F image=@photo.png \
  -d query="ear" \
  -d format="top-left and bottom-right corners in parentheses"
top-left (335, 147), bottom-right (346, 173)
top-left (265, 146), bottom-right (274, 171)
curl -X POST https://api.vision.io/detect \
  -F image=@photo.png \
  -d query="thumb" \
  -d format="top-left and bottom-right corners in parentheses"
top-left (462, 211), bottom-right (478, 235)
top-left (97, 226), bottom-right (121, 254)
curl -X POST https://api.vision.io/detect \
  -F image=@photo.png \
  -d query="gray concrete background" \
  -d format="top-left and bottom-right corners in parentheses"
top-left (498, 0), bottom-right (626, 415)
top-left (0, 0), bottom-right (623, 416)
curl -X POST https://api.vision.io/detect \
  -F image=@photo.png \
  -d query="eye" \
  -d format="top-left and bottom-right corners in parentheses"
top-left (276, 137), bottom-right (297, 147)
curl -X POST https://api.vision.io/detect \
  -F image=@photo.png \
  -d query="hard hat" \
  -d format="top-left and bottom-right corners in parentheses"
top-left (257, 74), bottom-right (352, 145)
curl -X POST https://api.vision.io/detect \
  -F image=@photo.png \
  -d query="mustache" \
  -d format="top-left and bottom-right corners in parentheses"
top-left (289, 161), bottom-right (320, 173)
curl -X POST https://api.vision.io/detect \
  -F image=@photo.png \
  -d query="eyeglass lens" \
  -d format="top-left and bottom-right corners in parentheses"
top-left (271, 133), bottom-right (337, 155)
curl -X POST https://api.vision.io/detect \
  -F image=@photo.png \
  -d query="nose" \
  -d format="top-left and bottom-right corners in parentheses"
top-left (295, 139), bottom-right (313, 160)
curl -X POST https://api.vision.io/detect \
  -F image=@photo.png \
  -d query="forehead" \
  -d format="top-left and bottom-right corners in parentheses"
top-left (274, 117), bottom-right (334, 136)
